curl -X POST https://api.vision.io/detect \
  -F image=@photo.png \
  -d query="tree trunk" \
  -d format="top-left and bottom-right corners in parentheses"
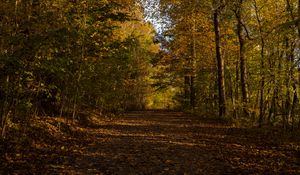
top-left (268, 47), bottom-right (282, 124)
top-left (227, 66), bottom-right (236, 118)
top-left (190, 76), bottom-right (195, 108)
top-left (290, 84), bottom-right (298, 130)
top-left (254, 0), bottom-right (265, 127)
top-left (235, 0), bottom-right (249, 116)
top-left (235, 60), bottom-right (239, 117)
top-left (190, 13), bottom-right (196, 109)
top-left (184, 76), bottom-right (190, 107)
top-left (213, 10), bottom-right (226, 117)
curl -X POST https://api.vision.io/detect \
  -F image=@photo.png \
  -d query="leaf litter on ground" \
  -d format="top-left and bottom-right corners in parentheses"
top-left (1, 111), bottom-right (300, 174)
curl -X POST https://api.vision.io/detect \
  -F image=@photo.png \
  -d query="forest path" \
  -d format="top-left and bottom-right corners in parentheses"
top-left (62, 111), bottom-right (230, 174)
top-left (52, 111), bottom-right (299, 174)
top-left (4, 111), bottom-right (300, 174)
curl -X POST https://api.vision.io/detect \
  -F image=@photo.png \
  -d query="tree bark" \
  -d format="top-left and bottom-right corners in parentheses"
top-left (184, 76), bottom-right (191, 107)
top-left (254, 0), bottom-right (265, 127)
top-left (213, 10), bottom-right (226, 117)
top-left (235, 0), bottom-right (249, 116)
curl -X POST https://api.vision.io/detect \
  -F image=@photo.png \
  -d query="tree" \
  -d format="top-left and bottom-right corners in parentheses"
top-left (233, 0), bottom-right (249, 116)
top-left (213, 0), bottom-right (227, 117)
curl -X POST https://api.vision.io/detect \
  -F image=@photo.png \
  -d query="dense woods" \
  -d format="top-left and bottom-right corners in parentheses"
top-left (0, 0), bottom-right (160, 137)
top-left (156, 0), bottom-right (300, 129)
top-left (1, 0), bottom-right (300, 173)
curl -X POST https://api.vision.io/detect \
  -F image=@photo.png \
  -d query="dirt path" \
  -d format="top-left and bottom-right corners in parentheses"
top-left (2, 111), bottom-right (300, 174)
top-left (68, 111), bottom-right (230, 174)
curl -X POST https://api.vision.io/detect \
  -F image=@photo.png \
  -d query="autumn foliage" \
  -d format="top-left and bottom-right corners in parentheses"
top-left (1, 0), bottom-right (300, 174)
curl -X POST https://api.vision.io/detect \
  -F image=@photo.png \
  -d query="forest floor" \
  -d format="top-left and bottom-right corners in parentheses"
top-left (1, 111), bottom-right (300, 174)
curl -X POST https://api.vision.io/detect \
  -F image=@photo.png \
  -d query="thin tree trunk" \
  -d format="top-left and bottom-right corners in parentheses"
top-left (72, 98), bottom-right (77, 122)
top-left (254, 0), bottom-right (265, 127)
top-left (235, 60), bottom-right (239, 117)
top-left (191, 9), bottom-right (196, 109)
top-left (268, 47), bottom-right (282, 124)
top-left (190, 76), bottom-right (195, 108)
top-left (184, 76), bottom-right (190, 107)
top-left (227, 66), bottom-right (236, 118)
top-left (290, 84), bottom-right (298, 130)
top-left (213, 9), bottom-right (226, 117)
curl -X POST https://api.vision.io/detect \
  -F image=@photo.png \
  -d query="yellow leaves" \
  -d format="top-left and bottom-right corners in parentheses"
top-left (111, 8), bottom-right (160, 57)
top-left (148, 43), bottom-right (160, 54)
top-left (114, 20), bottom-right (156, 42)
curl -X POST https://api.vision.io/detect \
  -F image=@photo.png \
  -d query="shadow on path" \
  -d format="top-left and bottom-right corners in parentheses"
top-left (3, 111), bottom-right (300, 174)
